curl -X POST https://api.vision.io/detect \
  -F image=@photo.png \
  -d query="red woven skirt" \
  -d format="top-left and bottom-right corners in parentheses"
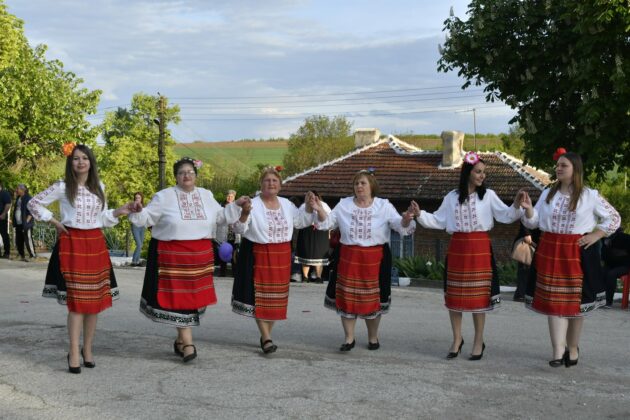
top-left (530, 232), bottom-right (583, 316)
top-left (335, 244), bottom-right (383, 316)
top-left (157, 239), bottom-right (216, 310)
top-left (58, 228), bottom-right (114, 314)
top-left (445, 232), bottom-right (495, 312)
top-left (253, 242), bottom-right (292, 320)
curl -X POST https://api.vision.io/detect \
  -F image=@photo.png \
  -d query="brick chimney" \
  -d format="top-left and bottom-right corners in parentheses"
top-left (354, 128), bottom-right (381, 148)
top-left (439, 130), bottom-right (465, 168)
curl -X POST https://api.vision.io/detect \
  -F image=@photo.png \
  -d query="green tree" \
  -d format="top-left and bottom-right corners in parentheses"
top-left (500, 124), bottom-right (525, 158)
top-left (98, 93), bottom-right (183, 208)
top-left (0, 1), bottom-right (23, 71)
top-left (282, 115), bottom-right (354, 175)
top-left (0, 1), bottom-right (101, 181)
top-left (438, 0), bottom-right (630, 177)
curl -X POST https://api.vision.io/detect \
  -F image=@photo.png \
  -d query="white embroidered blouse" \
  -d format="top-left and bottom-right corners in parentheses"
top-left (225, 196), bottom-right (311, 244)
top-left (28, 181), bottom-right (119, 229)
top-left (129, 186), bottom-right (229, 241)
top-left (416, 189), bottom-right (521, 233)
top-left (316, 197), bottom-right (416, 246)
top-left (522, 187), bottom-right (620, 235)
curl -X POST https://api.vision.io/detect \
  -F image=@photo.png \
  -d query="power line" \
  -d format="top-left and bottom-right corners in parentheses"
top-left (176, 94), bottom-right (489, 114)
top-left (177, 104), bottom-right (507, 122)
top-left (170, 84), bottom-right (468, 100)
top-left (174, 89), bottom-right (485, 106)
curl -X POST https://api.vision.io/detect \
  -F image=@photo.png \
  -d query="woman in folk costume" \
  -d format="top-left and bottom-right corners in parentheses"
top-left (294, 190), bottom-right (332, 283)
top-left (520, 150), bottom-right (620, 367)
top-left (28, 143), bottom-right (135, 374)
top-left (311, 169), bottom-right (416, 351)
top-left (227, 166), bottom-right (319, 354)
top-left (411, 152), bottom-right (524, 360)
top-left (129, 157), bottom-right (244, 363)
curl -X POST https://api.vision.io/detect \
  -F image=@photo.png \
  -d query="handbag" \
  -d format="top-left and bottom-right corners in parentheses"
top-left (511, 238), bottom-right (535, 266)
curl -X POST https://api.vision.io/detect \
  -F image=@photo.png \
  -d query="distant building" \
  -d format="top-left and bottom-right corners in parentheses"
top-left (281, 129), bottom-right (551, 262)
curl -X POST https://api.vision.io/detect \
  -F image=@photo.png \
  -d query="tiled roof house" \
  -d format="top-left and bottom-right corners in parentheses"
top-left (281, 129), bottom-right (551, 262)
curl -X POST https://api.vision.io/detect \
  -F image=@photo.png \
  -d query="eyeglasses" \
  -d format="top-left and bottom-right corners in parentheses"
top-left (177, 170), bottom-right (196, 176)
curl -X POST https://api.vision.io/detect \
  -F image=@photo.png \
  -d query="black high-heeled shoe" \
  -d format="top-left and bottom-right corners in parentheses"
top-left (173, 340), bottom-right (184, 357)
top-left (446, 339), bottom-right (464, 359)
top-left (81, 348), bottom-right (95, 368)
top-left (339, 340), bottom-right (355, 352)
top-left (182, 344), bottom-right (197, 363)
top-left (468, 343), bottom-right (486, 361)
top-left (549, 349), bottom-right (569, 368)
top-left (67, 354), bottom-right (81, 374)
top-left (565, 347), bottom-right (579, 367)
top-left (367, 340), bottom-right (380, 350)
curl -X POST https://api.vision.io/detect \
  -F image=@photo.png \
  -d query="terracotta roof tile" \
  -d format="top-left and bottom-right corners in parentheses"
top-left (282, 137), bottom-right (550, 203)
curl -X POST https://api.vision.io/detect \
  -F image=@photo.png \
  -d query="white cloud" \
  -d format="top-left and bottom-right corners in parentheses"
top-left (6, 0), bottom-right (509, 141)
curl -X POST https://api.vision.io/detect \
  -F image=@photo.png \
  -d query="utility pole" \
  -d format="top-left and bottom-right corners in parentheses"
top-left (157, 94), bottom-right (166, 190)
top-left (472, 107), bottom-right (477, 150)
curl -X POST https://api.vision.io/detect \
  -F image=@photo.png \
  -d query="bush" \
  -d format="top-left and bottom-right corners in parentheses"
top-left (395, 255), bottom-right (517, 285)
top-left (496, 261), bottom-right (518, 285)
top-left (394, 255), bottom-right (444, 280)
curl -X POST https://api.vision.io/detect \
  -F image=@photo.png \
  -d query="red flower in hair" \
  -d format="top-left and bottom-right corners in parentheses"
top-left (275, 165), bottom-right (283, 172)
top-left (552, 147), bottom-right (567, 161)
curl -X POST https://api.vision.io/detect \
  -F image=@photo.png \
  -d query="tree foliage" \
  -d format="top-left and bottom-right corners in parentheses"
top-left (282, 115), bottom-right (354, 175)
top-left (98, 93), bottom-right (184, 208)
top-left (438, 0), bottom-right (630, 177)
top-left (0, 1), bottom-right (101, 183)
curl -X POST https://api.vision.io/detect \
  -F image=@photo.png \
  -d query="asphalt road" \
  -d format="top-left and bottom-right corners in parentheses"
top-left (1, 259), bottom-right (629, 419)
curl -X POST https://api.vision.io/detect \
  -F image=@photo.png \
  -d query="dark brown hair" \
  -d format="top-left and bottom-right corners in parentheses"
top-left (64, 144), bottom-right (105, 210)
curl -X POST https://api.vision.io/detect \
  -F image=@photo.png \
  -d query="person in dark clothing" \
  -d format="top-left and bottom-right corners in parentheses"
top-left (601, 227), bottom-right (630, 308)
top-left (12, 184), bottom-right (36, 261)
top-left (512, 223), bottom-right (540, 301)
top-left (0, 181), bottom-right (12, 258)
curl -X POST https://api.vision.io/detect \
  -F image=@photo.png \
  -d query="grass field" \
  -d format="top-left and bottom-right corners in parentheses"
top-left (173, 134), bottom-right (504, 177)
top-left (174, 140), bottom-right (288, 177)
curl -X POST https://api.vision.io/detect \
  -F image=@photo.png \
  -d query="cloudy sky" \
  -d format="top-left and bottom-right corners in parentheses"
top-left (6, 0), bottom-right (515, 142)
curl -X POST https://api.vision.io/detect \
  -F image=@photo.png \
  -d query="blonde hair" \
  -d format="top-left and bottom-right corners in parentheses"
top-left (259, 167), bottom-right (282, 185)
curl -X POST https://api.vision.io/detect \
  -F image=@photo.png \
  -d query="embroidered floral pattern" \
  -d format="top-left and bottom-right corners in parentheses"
top-left (454, 194), bottom-right (479, 232)
top-left (550, 194), bottom-right (576, 234)
top-left (75, 186), bottom-right (102, 226)
top-left (265, 208), bottom-right (289, 243)
top-left (176, 189), bottom-right (207, 220)
top-left (349, 207), bottom-right (373, 241)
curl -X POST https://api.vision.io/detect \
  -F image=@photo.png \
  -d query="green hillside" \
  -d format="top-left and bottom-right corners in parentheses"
top-left (173, 134), bottom-right (504, 178)
top-left (174, 140), bottom-right (288, 177)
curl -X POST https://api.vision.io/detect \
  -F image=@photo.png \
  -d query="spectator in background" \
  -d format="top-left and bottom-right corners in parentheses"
top-left (0, 181), bottom-right (12, 258)
top-left (295, 190), bottom-right (331, 283)
top-left (512, 223), bottom-right (540, 302)
top-left (216, 189), bottom-right (239, 276)
top-left (130, 192), bottom-right (146, 267)
top-left (288, 196), bottom-right (303, 283)
top-left (12, 184), bottom-right (36, 262)
top-left (601, 227), bottom-right (630, 308)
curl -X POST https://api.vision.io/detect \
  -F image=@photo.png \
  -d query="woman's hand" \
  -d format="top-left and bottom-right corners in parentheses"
top-left (409, 200), bottom-right (421, 217)
top-left (401, 210), bottom-right (414, 226)
top-left (519, 192), bottom-right (534, 218)
top-left (114, 202), bottom-right (141, 217)
top-left (51, 219), bottom-right (69, 236)
top-left (578, 231), bottom-right (605, 249)
top-left (235, 196), bottom-right (251, 208)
